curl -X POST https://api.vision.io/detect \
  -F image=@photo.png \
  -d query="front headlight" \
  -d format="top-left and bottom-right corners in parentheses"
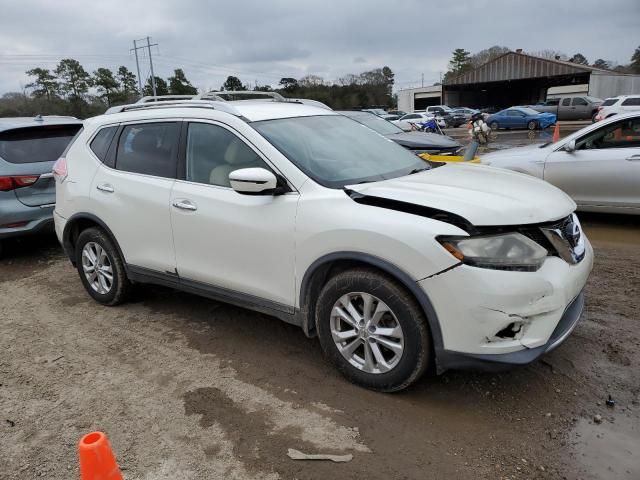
top-left (438, 233), bottom-right (548, 271)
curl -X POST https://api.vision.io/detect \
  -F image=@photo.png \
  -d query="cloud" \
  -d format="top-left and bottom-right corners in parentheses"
top-left (0, 0), bottom-right (638, 95)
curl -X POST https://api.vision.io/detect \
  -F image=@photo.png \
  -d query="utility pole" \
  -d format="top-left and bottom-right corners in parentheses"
top-left (421, 73), bottom-right (424, 88)
top-left (146, 36), bottom-right (157, 97)
top-left (130, 36), bottom-right (159, 96)
top-left (132, 40), bottom-right (142, 94)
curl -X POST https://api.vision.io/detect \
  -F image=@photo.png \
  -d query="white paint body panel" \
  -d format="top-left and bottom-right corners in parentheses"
top-left (56, 101), bottom-right (594, 361)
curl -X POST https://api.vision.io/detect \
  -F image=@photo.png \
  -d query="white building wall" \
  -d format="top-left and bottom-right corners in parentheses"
top-left (589, 73), bottom-right (640, 99)
top-left (397, 86), bottom-right (442, 112)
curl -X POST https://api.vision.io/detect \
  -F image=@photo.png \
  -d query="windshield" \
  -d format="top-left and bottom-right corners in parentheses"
top-left (601, 98), bottom-right (617, 106)
top-left (252, 115), bottom-right (429, 188)
top-left (342, 113), bottom-right (404, 135)
top-left (518, 107), bottom-right (541, 115)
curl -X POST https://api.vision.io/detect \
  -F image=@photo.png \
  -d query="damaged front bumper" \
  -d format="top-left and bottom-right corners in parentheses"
top-left (420, 239), bottom-right (593, 372)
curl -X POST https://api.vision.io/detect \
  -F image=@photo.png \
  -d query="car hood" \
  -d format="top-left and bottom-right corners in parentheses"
top-left (386, 131), bottom-right (461, 150)
top-left (347, 163), bottom-right (575, 227)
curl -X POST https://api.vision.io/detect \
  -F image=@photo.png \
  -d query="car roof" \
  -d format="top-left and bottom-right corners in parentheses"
top-left (90, 101), bottom-right (336, 127)
top-left (0, 115), bottom-right (81, 133)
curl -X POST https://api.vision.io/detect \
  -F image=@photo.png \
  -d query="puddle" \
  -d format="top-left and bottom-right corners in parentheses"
top-left (570, 416), bottom-right (640, 479)
top-left (579, 214), bottom-right (640, 248)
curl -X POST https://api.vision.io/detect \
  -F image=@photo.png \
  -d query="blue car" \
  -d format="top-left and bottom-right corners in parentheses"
top-left (487, 107), bottom-right (556, 131)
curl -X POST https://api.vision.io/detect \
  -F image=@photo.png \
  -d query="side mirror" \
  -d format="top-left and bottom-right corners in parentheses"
top-left (564, 139), bottom-right (576, 152)
top-left (229, 168), bottom-right (278, 195)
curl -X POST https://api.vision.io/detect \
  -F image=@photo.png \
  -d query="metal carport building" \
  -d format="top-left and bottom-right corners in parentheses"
top-left (443, 50), bottom-right (640, 108)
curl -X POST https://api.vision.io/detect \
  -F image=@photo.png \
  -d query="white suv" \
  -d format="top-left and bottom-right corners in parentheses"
top-left (53, 95), bottom-right (593, 391)
top-left (595, 95), bottom-right (640, 121)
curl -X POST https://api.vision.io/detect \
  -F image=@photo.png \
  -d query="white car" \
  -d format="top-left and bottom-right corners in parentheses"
top-left (481, 112), bottom-right (640, 214)
top-left (595, 95), bottom-right (640, 121)
top-left (392, 112), bottom-right (446, 131)
top-left (53, 97), bottom-right (593, 391)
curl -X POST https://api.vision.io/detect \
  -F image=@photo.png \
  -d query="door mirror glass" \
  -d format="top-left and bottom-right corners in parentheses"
top-left (564, 139), bottom-right (576, 152)
top-left (229, 167), bottom-right (278, 194)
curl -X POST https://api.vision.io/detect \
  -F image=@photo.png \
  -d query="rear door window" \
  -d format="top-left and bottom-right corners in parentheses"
top-left (621, 97), bottom-right (640, 106)
top-left (90, 126), bottom-right (118, 162)
top-left (115, 122), bottom-right (180, 178)
top-left (561, 98), bottom-right (571, 106)
top-left (0, 124), bottom-right (82, 164)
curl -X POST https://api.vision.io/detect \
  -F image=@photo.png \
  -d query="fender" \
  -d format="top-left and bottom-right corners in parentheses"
top-left (298, 251), bottom-right (445, 357)
top-left (62, 212), bottom-right (127, 267)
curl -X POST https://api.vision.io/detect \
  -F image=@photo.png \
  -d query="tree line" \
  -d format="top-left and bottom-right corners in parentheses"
top-left (0, 58), bottom-right (198, 118)
top-left (0, 59), bottom-right (395, 118)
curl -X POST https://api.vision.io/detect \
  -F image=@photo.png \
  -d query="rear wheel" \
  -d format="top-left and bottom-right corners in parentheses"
top-left (75, 227), bottom-right (131, 306)
top-left (527, 120), bottom-right (538, 130)
top-left (315, 268), bottom-right (431, 392)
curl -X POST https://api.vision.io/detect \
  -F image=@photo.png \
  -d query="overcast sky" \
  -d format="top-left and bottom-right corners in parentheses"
top-left (0, 0), bottom-right (638, 95)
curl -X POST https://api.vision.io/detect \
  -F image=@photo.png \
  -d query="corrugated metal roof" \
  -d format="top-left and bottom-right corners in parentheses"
top-left (445, 51), bottom-right (610, 86)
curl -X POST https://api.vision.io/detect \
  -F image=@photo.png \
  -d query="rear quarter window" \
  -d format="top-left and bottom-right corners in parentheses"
top-left (89, 126), bottom-right (118, 162)
top-left (0, 124), bottom-right (82, 164)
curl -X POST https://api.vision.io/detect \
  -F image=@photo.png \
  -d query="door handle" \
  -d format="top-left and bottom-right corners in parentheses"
top-left (96, 183), bottom-right (114, 193)
top-left (626, 155), bottom-right (640, 161)
top-left (172, 200), bottom-right (197, 211)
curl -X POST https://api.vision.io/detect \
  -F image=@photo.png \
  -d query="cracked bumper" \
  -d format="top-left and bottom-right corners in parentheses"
top-left (419, 239), bottom-right (593, 370)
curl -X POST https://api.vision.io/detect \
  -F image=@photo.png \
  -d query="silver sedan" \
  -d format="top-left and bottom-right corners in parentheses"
top-left (481, 112), bottom-right (640, 214)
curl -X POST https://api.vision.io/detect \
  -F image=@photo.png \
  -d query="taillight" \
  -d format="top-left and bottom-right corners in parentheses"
top-left (0, 175), bottom-right (40, 192)
top-left (52, 157), bottom-right (68, 181)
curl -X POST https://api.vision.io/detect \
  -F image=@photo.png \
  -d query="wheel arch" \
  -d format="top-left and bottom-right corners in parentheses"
top-left (298, 251), bottom-right (444, 354)
top-left (62, 213), bottom-right (126, 267)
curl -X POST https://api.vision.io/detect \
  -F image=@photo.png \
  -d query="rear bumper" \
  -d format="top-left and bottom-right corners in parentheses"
top-left (0, 200), bottom-right (55, 240)
top-left (437, 291), bottom-right (585, 371)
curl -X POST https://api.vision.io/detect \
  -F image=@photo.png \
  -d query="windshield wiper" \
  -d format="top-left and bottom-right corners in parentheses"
top-left (539, 142), bottom-right (552, 148)
top-left (408, 167), bottom-right (430, 175)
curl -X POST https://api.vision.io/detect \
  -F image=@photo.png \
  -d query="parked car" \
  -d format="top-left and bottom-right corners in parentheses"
top-left (0, 116), bottom-right (82, 255)
top-left (481, 112), bottom-right (640, 214)
top-left (361, 108), bottom-right (398, 121)
top-left (425, 105), bottom-right (466, 127)
top-left (594, 95), bottom-right (640, 121)
top-left (487, 107), bottom-right (556, 130)
top-left (339, 111), bottom-right (461, 155)
top-left (54, 97), bottom-right (592, 392)
top-left (393, 112), bottom-right (446, 131)
top-left (451, 107), bottom-right (480, 122)
top-left (387, 110), bottom-right (407, 117)
top-left (531, 96), bottom-right (602, 121)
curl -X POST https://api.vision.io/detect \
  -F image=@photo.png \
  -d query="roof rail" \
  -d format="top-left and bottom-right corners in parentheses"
top-left (195, 90), bottom-right (286, 102)
top-left (104, 99), bottom-right (243, 117)
top-left (136, 95), bottom-right (196, 104)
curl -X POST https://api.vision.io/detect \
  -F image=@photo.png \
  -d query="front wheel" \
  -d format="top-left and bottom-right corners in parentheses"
top-left (75, 227), bottom-right (132, 306)
top-left (527, 120), bottom-right (538, 130)
top-left (489, 121), bottom-right (499, 130)
top-left (315, 268), bottom-right (431, 392)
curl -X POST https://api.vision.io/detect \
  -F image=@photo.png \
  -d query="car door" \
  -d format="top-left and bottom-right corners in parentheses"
top-left (543, 117), bottom-right (640, 210)
top-left (90, 121), bottom-right (180, 274)
top-left (559, 97), bottom-right (573, 120)
top-left (571, 97), bottom-right (590, 120)
top-left (504, 110), bottom-right (521, 128)
top-left (620, 97), bottom-right (640, 113)
top-left (170, 120), bottom-right (298, 309)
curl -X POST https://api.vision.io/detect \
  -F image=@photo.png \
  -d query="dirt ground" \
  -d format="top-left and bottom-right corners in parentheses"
top-left (1, 216), bottom-right (639, 479)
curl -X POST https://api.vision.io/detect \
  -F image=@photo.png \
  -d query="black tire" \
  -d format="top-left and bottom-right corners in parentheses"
top-left (489, 121), bottom-right (499, 130)
top-left (75, 227), bottom-right (131, 306)
top-left (527, 120), bottom-right (538, 130)
top-left (315, 268), bottom-right (431, 392)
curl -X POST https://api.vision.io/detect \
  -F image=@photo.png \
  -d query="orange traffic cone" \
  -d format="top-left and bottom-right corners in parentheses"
top-left (78, 432), bottom-right (123, 480)
top-left (552, 122), bottom-right (560, 142)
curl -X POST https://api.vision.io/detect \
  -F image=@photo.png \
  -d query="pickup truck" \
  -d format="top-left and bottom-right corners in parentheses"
top-left (530, 95), bottom-right (602, 121)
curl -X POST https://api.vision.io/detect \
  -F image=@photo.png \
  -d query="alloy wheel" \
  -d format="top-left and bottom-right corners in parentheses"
top-left (81, 242), bottom-right (114, 294)
top-left (330, 292), bottom-right (404, 374)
